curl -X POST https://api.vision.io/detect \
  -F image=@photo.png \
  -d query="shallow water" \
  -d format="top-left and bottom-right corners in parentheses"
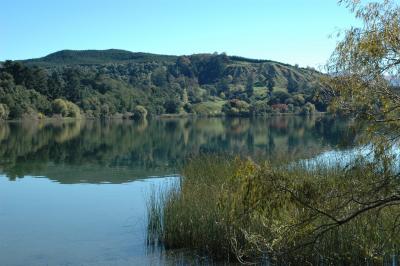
top-left (0, 175), bottom-right (178, 266)
top-left (0, 116), bottom-right (354, 265)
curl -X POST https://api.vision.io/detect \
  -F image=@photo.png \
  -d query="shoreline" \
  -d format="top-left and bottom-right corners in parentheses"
top-left (1, 112), bottom-right (328, 123)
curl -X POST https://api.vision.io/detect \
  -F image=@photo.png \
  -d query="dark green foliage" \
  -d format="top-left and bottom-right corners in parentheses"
top-left (270, 90), bottom-right (291, 104)
top-left (195, 53), bottom-right (229, 84)
top-left (183, 103), bottom-right (193, 113)
top-left (0, 50), bottom-right (328, 119)
top-left (151, 67), bottom-right (167, 87)
top-left (164, 98), bottom-right (181, 114)
top-left (266, 65), bottom-right (276, 93)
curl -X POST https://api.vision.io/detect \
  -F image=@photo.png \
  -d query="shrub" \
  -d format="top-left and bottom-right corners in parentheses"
top-left (183, 103), bottom-right (193, 113)
top-left (270, 90), bottom-right (291, 104)
top-left (0, 104), bottom-right (10, 120)
top-left (66, 101), bottom-right (81, 118)
top-left (222, 99), bottom-right (250, 117)
top-left (133, 105), bottom-right (148, 120)
top-left (292, 94), bottom-right (305, 106)
top-left (271, 103), bottom-right (289, 113)
top-left (37, 112), bottom-right (45, 119)
top-left (164, 99), bottom-right (181, 114)
top-left (250, 100), bottom-right (271, 115)
top-left (52, 99), bottom-right (69, 116)
top-left (300, 102), bottom-right (316, 115)
top-left (52, 99), bottom-right (81, 118)
top-left (100, 104), bottom-right (110, 118)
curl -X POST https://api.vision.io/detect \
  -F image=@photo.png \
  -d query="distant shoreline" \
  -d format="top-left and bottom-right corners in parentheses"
top-left (1, 112), bottom-right (328, 123)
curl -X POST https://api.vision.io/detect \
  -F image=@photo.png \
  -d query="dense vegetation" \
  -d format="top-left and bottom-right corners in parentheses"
top-left (0, 50), bottom-right (326, 120)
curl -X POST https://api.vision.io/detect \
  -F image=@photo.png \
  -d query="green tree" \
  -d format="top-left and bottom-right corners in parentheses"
top-left (62, 68), bottom-right (81, 102)
top-left (266, 65), bottom-right (276, 95)
top-left (182, 88), bottom-right (189, 104)
top-left (100, 104), bottom-right (110, 118)
top-left (314, 0), bottom-right (400, 248)
top-left (327, 0), bottom-right (400, 140)
top-left (164, 98), bottom-right (181, 114)
top-left (246, 75), bottom-right (254, 97)
top-left (47, 72), bottom-right (64, 99)
top-left (151, 67), bottom-right (167, 87)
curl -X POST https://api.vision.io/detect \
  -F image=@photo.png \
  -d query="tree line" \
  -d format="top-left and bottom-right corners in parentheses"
top-left (0, 52), bottom-right (327, 120)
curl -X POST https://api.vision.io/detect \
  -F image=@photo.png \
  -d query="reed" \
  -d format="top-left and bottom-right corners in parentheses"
top-left (147, 155), bottom-right (400, 265)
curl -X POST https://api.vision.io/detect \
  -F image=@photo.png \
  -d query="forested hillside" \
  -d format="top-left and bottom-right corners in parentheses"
top-left (0, 49), bottom-right (327, 120)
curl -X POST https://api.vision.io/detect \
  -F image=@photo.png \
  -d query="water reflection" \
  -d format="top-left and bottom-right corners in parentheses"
top-left (0, 116), bottom-right (356, 266)
top-left (0, 116), bottom-right (354, 184)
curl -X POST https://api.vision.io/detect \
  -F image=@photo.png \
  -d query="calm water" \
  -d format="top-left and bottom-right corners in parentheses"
top-left (0, 117), bottom-right (354, 265)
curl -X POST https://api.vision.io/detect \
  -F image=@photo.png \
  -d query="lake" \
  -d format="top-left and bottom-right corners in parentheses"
top-left (0, 116), bottom-right (354, 265)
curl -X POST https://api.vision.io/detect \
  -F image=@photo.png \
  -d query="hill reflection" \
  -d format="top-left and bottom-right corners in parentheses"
top-left (0, 117), bottom-right (354, 184)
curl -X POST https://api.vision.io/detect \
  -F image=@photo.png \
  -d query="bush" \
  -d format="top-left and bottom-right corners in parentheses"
top-left (100, 104), bottom-right (110, 118)
top-left (250, 100), bottom-right (271, 115)
top-left (52, 99), bottom-right (69, 116)
top-left (299, 102), bottom-right (316, 115)
top-left (222, 99), bottom-right (250, 117)
top-left (164, 99), bottom-right (181, 114)
top-left (133, 105), bottom-right (148, 120)
top-left (271, 103), bottom-right (289, 113)
top-left (292, 94), bottom-right (305, 106)
top-left (66, 101), bottom-right (81, 118)
top-left (37, 112), bottom-right (45, 119)
top-left (183, 103), bottom-right (193, 113)
top-left (270, 90), bottom-right (291, 104)
top-left (0, 104), bottom-right (10, 120)
top-left (52, 99), bottom-right (81, 118)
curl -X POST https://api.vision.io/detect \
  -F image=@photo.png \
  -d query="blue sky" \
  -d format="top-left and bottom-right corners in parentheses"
top-left (1, 0), bottom-right (363, 68)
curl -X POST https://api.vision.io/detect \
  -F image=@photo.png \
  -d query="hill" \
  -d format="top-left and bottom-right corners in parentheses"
top-left (0, 49), bottom-right (326, 120)
top-left (22, 49), bottom-right (178, 66)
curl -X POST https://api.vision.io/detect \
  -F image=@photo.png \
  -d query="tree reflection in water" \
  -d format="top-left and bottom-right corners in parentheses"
top-left (0, 116), bottom-right (355, 184)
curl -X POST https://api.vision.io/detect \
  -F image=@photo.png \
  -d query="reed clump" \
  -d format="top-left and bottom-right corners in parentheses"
top-left (148, 155), bottom-right (400, 265)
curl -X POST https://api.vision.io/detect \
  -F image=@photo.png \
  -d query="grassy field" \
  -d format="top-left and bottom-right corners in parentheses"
top-left (192, 100), bottom-right (226, 116)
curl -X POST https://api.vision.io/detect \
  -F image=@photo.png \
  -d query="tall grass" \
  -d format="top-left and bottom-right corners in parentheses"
top-left (147, 155), bottom-right (400, 265)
